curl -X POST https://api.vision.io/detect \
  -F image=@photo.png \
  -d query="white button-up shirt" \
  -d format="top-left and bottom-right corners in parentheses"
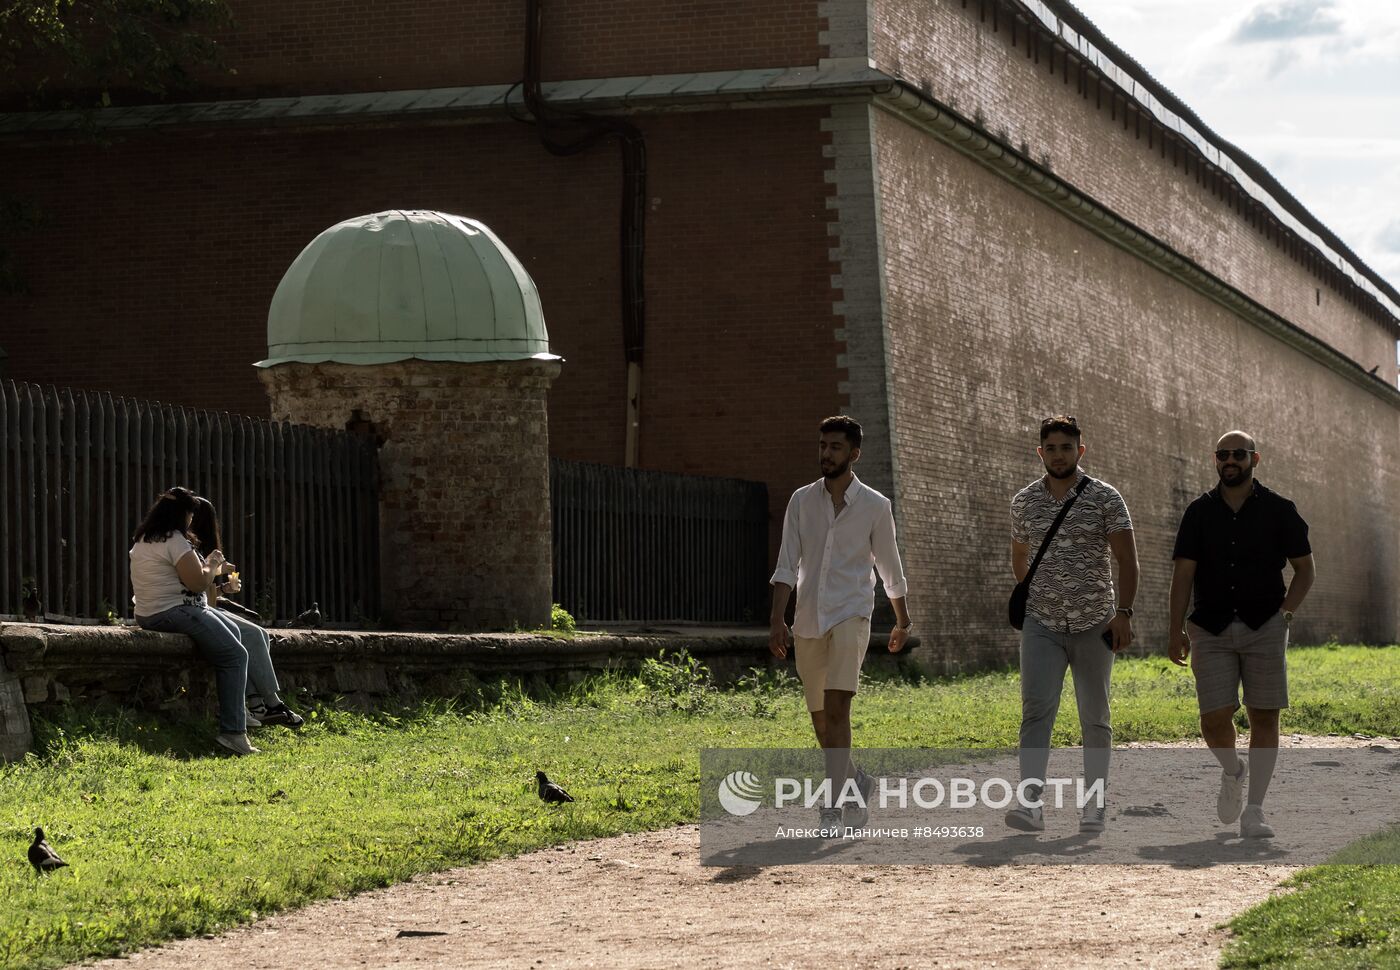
top-left (770, 475), bottom-right (908, 639)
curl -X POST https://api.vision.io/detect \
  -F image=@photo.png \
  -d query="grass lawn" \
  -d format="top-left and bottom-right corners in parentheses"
top-left (2, 644), bottom-right (1397, 969)
top-left (1221, 829), bottom-right (1400, 968)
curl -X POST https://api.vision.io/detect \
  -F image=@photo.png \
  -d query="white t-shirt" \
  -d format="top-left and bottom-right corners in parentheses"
top-left (130, 533), bottom-right (206, 617)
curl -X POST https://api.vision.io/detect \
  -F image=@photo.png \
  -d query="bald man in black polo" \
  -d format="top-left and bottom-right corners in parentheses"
top-left (1168, 430), bottom-right (1315, 839)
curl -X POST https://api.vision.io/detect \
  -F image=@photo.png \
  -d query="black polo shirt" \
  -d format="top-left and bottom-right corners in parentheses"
top-left (1171, 480), bottom-right (1311, 634)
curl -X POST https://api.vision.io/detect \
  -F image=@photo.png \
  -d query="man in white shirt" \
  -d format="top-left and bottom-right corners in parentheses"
top-left (769, 415), bottom-right (913, 833)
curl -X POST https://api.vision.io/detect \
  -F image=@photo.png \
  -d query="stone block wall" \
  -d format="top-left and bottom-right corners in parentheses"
top-left (260, 359), bottom-right (559, 630)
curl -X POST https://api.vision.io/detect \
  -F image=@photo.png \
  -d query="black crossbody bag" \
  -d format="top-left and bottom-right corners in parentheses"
top-left (1008, 476), bottom-right (1092, 630)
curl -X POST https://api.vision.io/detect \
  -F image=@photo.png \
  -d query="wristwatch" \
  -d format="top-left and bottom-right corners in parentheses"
top-left (1283, 610), bottom-right (1294, 625)
top-left (896, 622), bottom-right (914, 635)
top-left (1115, 607), bottom-right (1134, 618)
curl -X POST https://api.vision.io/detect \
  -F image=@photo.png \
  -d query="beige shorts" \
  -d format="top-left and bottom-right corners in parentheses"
top-left (1189, 612), bottom-right (1290, 713)
top-left (793, 615), bottom-right (872, 712)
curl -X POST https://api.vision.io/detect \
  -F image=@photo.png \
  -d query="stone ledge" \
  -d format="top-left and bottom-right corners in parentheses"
top-left (0, 622), bottom-right (919, 674)
top-left (0, 622), bottom-right (922, 762)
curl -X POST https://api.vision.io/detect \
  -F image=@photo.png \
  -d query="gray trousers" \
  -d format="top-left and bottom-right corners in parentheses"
top-left (215, 608), bottom-right (283, 707)
top-left (1018, 613), bottom-right (1115, 795)
top-left (137, 604), bottom-right (282, 733)
top-left (138, 604), bottom-right (249, 734)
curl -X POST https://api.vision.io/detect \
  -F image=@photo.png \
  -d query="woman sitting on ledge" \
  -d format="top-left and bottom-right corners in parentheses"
top-left (189, 496), bottom-right (303, 730)
top-left (129, 487), bottom-right (288, 756)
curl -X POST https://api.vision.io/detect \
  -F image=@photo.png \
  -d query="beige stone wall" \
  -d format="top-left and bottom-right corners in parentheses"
top-left (260, 359), bottom-right (560, 631)
top-left (873, 109), bottom-right (1400, 667)
top-left (872, 0), bottom-right (1398, 382)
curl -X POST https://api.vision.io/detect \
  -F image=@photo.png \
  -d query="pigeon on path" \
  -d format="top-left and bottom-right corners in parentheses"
top-left (536, 771), bottom-right (575, 804)
top-left (28, 827), bottom-right (68, 876)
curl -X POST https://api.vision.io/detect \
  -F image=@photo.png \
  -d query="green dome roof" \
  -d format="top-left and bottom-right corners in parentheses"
top-left (257, 210), bottom-right (556, 367)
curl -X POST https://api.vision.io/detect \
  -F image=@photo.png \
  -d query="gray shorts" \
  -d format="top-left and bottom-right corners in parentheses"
top-left (1189, 612), bottom-right (1289, 714)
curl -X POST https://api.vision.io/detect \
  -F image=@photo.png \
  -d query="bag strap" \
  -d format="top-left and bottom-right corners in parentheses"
top-left (1023, 476), bottom-right (1092, 588)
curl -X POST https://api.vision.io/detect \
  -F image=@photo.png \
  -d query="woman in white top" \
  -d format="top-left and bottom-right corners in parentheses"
top-left (129, 486), bottom-right (257, 756)
top-left (189, 496), bottom-right (303, 728)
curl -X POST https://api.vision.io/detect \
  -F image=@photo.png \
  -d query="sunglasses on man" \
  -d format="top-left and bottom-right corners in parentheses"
top-left (1214, 448), bottom-right (1254, 461)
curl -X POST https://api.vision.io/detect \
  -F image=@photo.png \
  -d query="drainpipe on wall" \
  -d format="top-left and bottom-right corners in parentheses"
top-left (520, 0), bottom-right (648, 467)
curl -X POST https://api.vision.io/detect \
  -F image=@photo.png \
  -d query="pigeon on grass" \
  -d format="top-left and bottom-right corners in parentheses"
top-left (537, 771), bottom-right (575, 804)
top-left (28, 828), bottom-right (68, 876)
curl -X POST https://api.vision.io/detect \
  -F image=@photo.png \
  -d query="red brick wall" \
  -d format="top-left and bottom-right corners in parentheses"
top-left (107, 0), bottom-right (822, 99)
top-left (874, 109), bottom-right (1400, 666)
top-left (0, 107), bottom-right (840, 565)
top-left (872, 0), bottom-right (1397, 383)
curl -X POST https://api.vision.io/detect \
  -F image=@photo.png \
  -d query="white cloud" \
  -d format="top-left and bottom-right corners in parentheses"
top-left (1378, 220), bottom-right (1400, 254)
top-left (1232, 0), bottom-right (1343, 43)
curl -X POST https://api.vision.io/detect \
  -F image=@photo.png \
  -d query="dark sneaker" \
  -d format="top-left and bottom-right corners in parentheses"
top-left (856, 766), bottom-right (876, 804)
top-left (1080, 804), bottom-right (1107, 833)
top-left (257, 703), bottom-right (305, 728)
top-left (1005, 805), bottom-right (1045, 832)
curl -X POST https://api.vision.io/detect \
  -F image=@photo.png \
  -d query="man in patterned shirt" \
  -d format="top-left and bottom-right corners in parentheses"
top-left (1005, 415), bottom-right (1139, 834)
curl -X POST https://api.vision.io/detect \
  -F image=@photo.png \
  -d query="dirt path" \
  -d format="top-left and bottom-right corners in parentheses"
top-left (85, 736), bottom-right (1394, 970)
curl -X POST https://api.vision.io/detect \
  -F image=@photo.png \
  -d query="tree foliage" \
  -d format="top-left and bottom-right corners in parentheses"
top-left (0, 0), bottom-right (234, 108)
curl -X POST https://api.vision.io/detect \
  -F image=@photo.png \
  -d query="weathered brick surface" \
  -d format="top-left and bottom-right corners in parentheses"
top-left (260, 359), bottom-right (560, 630)
top-left (3, 0), bottom-right (1396, 656)
top-left (872, 0), bottom-right (1397, 383)
top-left (873, 109), bottom-right (1400, 667)
top-left (0, 0), bottom-right (823, 104)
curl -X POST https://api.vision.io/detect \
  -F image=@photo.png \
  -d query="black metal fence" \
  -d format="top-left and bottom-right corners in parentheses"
top-left (0, 380), bottom-right (379, 624)
top-left (551, 459), bottom-right (769, 624)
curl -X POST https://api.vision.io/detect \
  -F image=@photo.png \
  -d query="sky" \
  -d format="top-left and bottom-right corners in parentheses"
top-left (1066, 0), bottom-right (1400, 294)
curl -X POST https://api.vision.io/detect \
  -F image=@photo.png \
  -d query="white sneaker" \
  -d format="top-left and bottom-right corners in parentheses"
top-left (1005, 805), bottom-right (1044, 832)
top-left (1240, 805), bottom-right (1275, 839)
top-left (216, 733), bottom-right (260, 757)
top-left (1217, 759), bottom-right (1248, 824)
top-left (244, 710), bottom-right (263, 730)
top-left (843, 767), bottom-right (876, 828)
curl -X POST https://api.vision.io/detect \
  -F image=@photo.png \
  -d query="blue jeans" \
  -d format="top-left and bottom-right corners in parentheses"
top-left (138, 604), bottom-right (250, 734)
top-left (215, 608), bottom-right (283, 708)
top-left (1018, 614), bottom-right (1115, 796)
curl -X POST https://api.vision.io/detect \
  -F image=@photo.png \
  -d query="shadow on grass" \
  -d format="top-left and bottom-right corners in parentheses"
top-left (27, 705), bottom-right (221, 762)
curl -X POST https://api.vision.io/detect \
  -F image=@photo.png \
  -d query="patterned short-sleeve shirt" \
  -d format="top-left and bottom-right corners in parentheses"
top-left (1010, 469), bottom-right (1133, 633)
